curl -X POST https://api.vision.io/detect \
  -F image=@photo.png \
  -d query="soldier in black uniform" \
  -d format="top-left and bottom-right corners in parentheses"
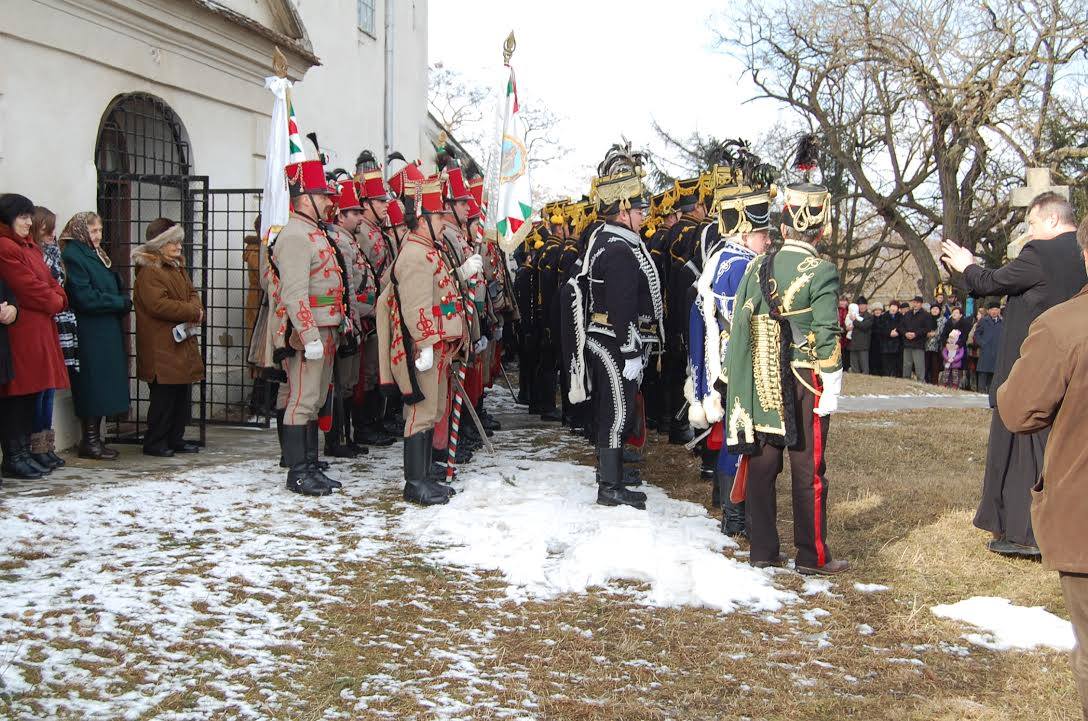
top-left (533, 202), bottom-right (567, 422)
top-left (564, 143), bottom-right (663, 510)
top-left (661, 176), bottom-right (707, 444)
top-left (514, 223), bottom-right (544, 407)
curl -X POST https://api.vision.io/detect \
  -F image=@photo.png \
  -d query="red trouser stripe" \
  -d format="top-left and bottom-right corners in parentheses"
top-left (811, 371), bottom-right (827, 567)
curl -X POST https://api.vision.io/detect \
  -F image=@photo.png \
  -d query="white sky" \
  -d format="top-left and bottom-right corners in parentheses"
top-left (428, 0), bottom-right (789, 201)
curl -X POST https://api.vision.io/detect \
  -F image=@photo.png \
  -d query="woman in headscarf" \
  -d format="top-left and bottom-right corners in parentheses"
top-left (0, 193), bottom-right (69, 480)
top-left (28, 206), bottom-right (75, 469)
top-left (61, 211), bottom-right (131, 460)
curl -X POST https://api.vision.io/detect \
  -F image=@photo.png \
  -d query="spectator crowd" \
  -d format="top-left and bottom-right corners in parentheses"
top-left (0, 193), bottom-right (203, 483)
top-left (839, 291), bottom-right (1004, 392)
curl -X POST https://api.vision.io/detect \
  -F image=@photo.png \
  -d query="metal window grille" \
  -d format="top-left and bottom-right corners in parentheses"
top-left (95, 93), bottom-right (269, 445)
top-left (358, 0), bottom-right (376, 35)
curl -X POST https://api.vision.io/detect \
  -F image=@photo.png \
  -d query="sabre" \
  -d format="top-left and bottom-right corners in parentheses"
top-left (683, 425), bottom-right (714, 451)
top-left (674, 400), bottom-right (690, 421)
top-left (451, 365), bottom-right (495, 455)
top-left (497, 356), bottom-right (519, 404)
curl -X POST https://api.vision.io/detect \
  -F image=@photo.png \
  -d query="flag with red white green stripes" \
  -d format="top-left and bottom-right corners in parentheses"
top-left (287, 96), bottom-right (306, 164)
top-left (485, 63), bottom-right (534, 253)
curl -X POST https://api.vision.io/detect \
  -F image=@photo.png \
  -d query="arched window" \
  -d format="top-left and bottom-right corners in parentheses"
top-left (95, 92), bottom-right (191, 176)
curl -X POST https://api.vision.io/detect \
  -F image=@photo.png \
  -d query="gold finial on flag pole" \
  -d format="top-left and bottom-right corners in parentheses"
top-left (503, 31), bottom-right (516, 64)
top-left (272, 47), bottom-right (288, 79)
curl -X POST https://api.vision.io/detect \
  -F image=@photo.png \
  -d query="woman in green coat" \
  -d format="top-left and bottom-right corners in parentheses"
top-left (60, 212), bottom-right (131, 459)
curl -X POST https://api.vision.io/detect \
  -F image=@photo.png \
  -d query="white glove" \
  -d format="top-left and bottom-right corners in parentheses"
top-left (703, 390), bottom-right (725, 424)
top-left (622, 356), bottom-right (644, 381)
top-left (415, 345), bottom-right (434, 372)
top-left (814, 368), bottom-right (843, 417)
top-left (474, 337), bottom-right (489, 354)
top-left (458, 254), bottom-right (483, 280)
top-left (303, 339), bottom-right (324, 360)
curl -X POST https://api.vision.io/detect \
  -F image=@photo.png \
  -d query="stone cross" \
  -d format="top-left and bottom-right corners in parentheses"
top-left (1006, 167), bottom-right (1070, 259)
top-left (1010, 167), bottom-right (1069, 207)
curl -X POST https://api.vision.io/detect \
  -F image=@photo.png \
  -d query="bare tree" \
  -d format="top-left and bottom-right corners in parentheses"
top-left (521, 106), bottom-right (571, 171)
top-left (720, 0), bottom-right (1088, 293)
top-left (427, 63), bottom-right (490, 152)
top-left (429, 63), bottom-right (571, 179)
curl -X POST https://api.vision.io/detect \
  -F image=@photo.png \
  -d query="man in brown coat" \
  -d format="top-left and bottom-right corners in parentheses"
top-left (997, 220), bottom-right (1088, 719)
top-left (133, 218), bottom-right (204, 458)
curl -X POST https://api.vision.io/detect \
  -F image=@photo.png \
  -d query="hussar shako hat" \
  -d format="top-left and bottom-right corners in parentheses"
top-left (285, 160), bottom-right (332, 198)
top-left (285, 132), bottom-right (334, 198)
top-left (711, 139), bottom-right (779, 235)
top-left (333, 179), bottom-right (364, 212)
top-left (386, 152), bottom-right (425, 198)
top-left (444, 166), bottom-right (473, 203)
top-left (405, 175), bottom-right (445, 216)
top-left (542, 199), bottom-right (569, 226)
top-left (718, 188), bottom-right (774, 235)
top-left (467, 176), bottom-right (485, 220)
top-left (591, 141), bottom-right (649, 215)
top-left (386, 198), bottom-right (406, 226)
top-left (674, 176), bottom-right (701, 212)
top-left (781, 134), bottom-right (830, 232)
top-left (356, 150), bottom-right (393, 201)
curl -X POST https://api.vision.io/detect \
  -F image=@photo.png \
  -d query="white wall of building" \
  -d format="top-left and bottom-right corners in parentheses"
top-left (0, 0), bottom-right (429, 449)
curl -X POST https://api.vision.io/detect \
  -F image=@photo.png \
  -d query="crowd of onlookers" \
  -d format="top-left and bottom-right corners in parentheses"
top-left (0, 193), bottom-right (204, 483)
top-left (839, 291), bottom-right (1004, 392)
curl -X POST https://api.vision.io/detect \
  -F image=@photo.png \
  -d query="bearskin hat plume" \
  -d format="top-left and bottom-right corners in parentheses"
top-left (793, 133), bottom-right (820, 174)
top-left (356, 149), bottom-right (380, 172)
top-left (597, 139), bottom-right (645, 177)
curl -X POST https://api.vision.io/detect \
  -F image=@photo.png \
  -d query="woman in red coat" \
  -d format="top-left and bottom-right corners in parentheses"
top-left (0, 194), bottom-right (70, 479)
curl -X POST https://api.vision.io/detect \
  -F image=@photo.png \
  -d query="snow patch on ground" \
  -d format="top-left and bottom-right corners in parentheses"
top-left (0, 459), bottom-right (389, 718)
top-left (930, 596), bottom-right (1074, 651)
top-left (854, 582), bottom-right (890, 593)
top-left (396, 446), bottom-right (795, 614)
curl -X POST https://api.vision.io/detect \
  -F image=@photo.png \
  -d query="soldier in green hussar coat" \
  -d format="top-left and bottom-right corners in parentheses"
top-left (722, 176), bottom-right (849, 577)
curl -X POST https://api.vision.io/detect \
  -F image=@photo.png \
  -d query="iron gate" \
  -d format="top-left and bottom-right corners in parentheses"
top-left (95, 175), bottom-right (268, 443)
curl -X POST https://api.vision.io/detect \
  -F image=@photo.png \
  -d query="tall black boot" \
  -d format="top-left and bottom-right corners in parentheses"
top-left (596, 447), bottom-right (646, 510)
top-left (283, 425), bottom-right (330, 496)
top-left (307, 421), bottom-right (341, 489)
top-left (2, 438), bottom-right (43, 480)
top-left (403, 431), bottom-right (449, 506)
top-left (276, 409), bottom-right (287, 467)
top-left (358, 393), bottom-right (396, 446)
top-left (716, 470), bottom-right (747, 537)
top-left (424, 429), bottom-right (456, 495)
top-left (78, 417), bottom-right (118, 461)
top-left (324, 396), bottom-right (357, 458)
top-left (342, 397), bottom-right (368, 455)
top-left (596, 448), bottom-right (643, 487)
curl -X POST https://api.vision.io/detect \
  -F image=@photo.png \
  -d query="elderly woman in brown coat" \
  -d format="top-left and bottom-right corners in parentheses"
top-left (133, 218), bottom-right (204, 457)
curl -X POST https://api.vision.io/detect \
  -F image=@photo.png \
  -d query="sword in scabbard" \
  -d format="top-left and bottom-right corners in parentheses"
top-left (497, 358), bottom-right (519, 404)
top-left (450, 364), bottom-right (495, 455)
top-left (683, 425), bottom-right (713, 451)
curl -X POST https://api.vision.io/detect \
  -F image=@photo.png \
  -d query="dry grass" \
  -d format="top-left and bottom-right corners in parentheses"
top-left (841, 371), bottom-right (975, 397)
top-left (240, 395), bottom-right (1076, 720)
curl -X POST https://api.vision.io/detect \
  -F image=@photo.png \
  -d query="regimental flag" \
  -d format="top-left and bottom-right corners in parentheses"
top-left (485, 62), bottom-right (533, 253)
top-left (286, 96), bottom-right (306, 164)
top-left (260, 75), bottom-right (300, 244)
